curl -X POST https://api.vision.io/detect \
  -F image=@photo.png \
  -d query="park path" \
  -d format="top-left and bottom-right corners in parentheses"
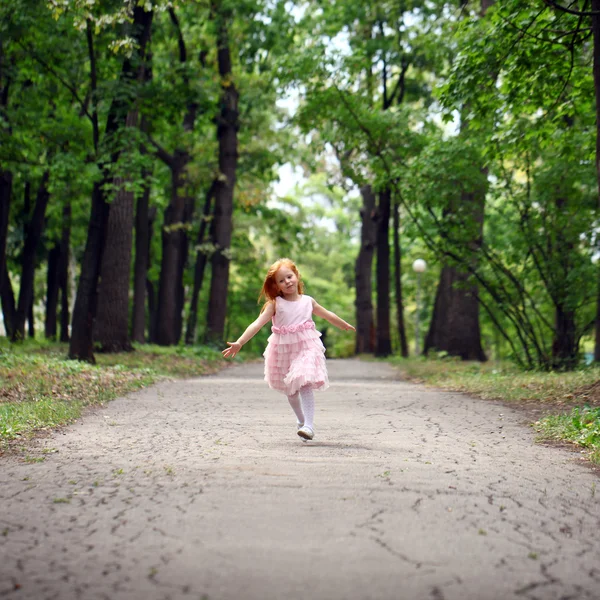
top-left (1, 358), bottom-right (599, 600)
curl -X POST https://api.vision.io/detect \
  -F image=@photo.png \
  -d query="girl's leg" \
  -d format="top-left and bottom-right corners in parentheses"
top-left (299, 386), bottom-right (315, 430)
top-left (287, 391), bottom-right (304, 425)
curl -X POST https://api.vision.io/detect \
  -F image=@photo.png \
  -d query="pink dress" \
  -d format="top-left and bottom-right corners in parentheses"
top-left (263, 295), bottom-right (329, 396)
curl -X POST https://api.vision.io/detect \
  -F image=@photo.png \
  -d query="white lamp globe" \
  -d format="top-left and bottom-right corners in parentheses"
top-left (412, 259), bottom-right (427, 273)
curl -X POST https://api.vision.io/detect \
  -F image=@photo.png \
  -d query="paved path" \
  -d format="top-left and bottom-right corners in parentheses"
top-left (1, 359), bottom-right (599, 600)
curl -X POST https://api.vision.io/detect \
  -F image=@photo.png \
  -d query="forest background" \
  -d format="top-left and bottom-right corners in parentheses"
top-left (2, 0), bottom-right (600, 371)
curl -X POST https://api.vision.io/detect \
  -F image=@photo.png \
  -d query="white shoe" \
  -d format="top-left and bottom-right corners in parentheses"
top-left (296, 422), bottom-right (304, 430)
top-left (297, 426), bottom-right (314, 441)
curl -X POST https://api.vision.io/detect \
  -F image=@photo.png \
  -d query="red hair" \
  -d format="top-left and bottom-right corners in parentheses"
top-left (259, 258), bottom-right (304, 312)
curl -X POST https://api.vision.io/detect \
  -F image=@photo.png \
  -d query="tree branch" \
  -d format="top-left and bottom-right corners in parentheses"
top-left (543, 0), bottom-right (600, 16)
top-left (147, 134), bottom-right (174, 167)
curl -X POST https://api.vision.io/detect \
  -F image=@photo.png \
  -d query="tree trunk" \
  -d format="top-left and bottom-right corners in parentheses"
top-left (12, 172), bottom-right (50, 341)
top-left (132, 173), bottom-right (152, 343)
top-left (45, 243), bottom-right (60, 339)
top-left (69, 5), bottom-right (153, 362)
top-left (156, 156), bottom-right (188, 345)
top-left (95, 37), bottom-right (151, 352)
top-left (152, 8), bottom-right (199, 346)
top-left (1, 268), bottom-right (16, 339)
top-left (206, 5), bottom-right (239, 344)
top-left (424, 2), bottom-right (491, 362)
top-left (424, 184), bottom-right (486, 361)
top-left (553, 306), bottom-right (577, 370)
top-left (0, 38), bottom-right (12, 297)
top-left (592, 0), bottom-right (600, 362)
top-left (0, 170), bottom-right (11, 299)
top-left (147, 278), bottom-right (157, 344)
top-left (392, 201), bottom-right (408, 357)
top-left (354, 184), bottom-right (377, 354)
top-left (95, 165), bottom-right (136, 352)
top-left (551, 196), bottom-right (578, 369)
top-left (59, 202), bottom-right (71, 342)
top-left (424, 266), bottom-right (487, 360)
top-left (185, 182), bottom-right (215, 345)
top-left (27, 299), bottom-right (34, 338)
top-left (375, 188), bottom-right (392, 357)
top-left (175, 198), bottom-right (194, 342)
top-left (69, 182), bottom-right (110, 362)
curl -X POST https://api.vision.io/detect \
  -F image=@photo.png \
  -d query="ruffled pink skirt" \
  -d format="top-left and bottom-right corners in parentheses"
top-left (263, 320), bottom-right (329, 396)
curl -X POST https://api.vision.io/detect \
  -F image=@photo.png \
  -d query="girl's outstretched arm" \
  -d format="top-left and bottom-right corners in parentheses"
top-left (311, 298), bottom-right (356, 332)
top-left (222, 302), bottom-right (275, 358)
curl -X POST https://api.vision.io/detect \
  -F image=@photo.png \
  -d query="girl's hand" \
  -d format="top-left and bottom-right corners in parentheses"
top-left (343, 323), bottom-right (356, 332)
top-left (222, 342), bottom-right (242, 359)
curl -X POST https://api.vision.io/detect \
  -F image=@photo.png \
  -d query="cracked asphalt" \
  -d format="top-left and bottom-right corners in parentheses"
top-left (1, 358), bottom-right (599, 600)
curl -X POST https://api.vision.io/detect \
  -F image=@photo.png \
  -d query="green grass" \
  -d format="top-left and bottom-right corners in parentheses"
top-left (389, 355), bottom-right (600, 464)
top-left (390, 355), bottom-right (600, 404)
top-left (534, 406), bottom-right (600, 464)
top-left (0, 339), bottom-right (225, 452)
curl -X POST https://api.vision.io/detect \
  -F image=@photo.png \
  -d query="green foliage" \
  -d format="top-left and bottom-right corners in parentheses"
top-left (2, 0), bottom-right (599, 372)
top-left (535, 405), bottom-right (600, 465)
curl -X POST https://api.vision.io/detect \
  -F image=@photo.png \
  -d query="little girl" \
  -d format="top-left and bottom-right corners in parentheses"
top-left (222, 258), bottom-right (355, 441)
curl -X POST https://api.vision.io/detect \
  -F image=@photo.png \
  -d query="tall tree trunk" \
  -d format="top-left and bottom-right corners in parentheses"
top-left (147, 282), bottom-right (157, 344)
top-left (12, 172), bottom-right (50, 341)
top-left (424, 0), bottom-right (493, 362)
top-left (156, 155), bottom-right (188, 345)
top-left (59, 202), bottom-right (71, 343)
top-left (206, 5), bottom-right (239, 343)
top-left (95, 180), bottom-right (135, 352)
top-left (0, 171), bottom-right (11, 299)
top-left (95, 111), bottom-right (140, 352)
top-left (154, 9), bottom-right (200, 346)
top-left (175, 198), bottom-right (194, 342)
top-left (46, 243), bottom-right (60, 339)
top-left (392, 202), bottom-right (408, 357)
top-left (96, 19), bottom-right (153, 353)
top-left (592, 0), bottom-right (600, 362)
top-left (553, 306), bottom-right (577, 370)
top-left (375, 188), bottom-right (392, 357)
top-left (27, 299), bottom-right (34, 338)
top-left (185, 182), bottom-right (215, 345)
top-left (69, 6), bottom-right (153, 362)
top-left (145, 207), bottom-right (158, 343)
top-left (1, 268), bottom-right (16, 338)
top-left (424, 266), bottom-right (486, 360)
top-left (552, 196), bottom-right (578, 369)
top-left (69, 182), bottom-right (110, 362)
top-left (354, 184), bottom-right (377, 354)
top-left (0, 38), bottom-right (12, 296)
top-left (372, 17), bottom-right (411, 358)
top-left (424, 184), bottom-right (486, 361)
top-left (132, 172), bottom-right (152, 343)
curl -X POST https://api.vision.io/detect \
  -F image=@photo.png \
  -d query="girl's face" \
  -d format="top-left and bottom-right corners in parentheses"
top-left (275, 266), bottom-right (298, 297)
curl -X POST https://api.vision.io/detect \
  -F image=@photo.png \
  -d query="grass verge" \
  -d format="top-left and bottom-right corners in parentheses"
top-left (389, 355), bottom-right (600, 465)
top-left (0, 339), bottom-right (226, 454)
top-left (533, 406), bottom-right (600, 464)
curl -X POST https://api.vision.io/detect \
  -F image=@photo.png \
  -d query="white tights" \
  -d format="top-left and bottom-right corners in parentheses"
top-left (287, 386), bottom-right (315, 430)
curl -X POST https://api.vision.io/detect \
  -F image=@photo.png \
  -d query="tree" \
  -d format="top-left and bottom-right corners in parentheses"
top-left (12, 172), bottom-right (50, 341)
top-left (69, 4), bottom-right (154, 362)
top-left (355, 185), bottom-right (377, 353)
top-left (151, 6), bottom-right (207, 346)
top-left (205, 1), bottom-right (240, 343)
top-left (418, 0), bottom-right (597, 368)
top-left (423, 0), bottom-right (492, 362)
